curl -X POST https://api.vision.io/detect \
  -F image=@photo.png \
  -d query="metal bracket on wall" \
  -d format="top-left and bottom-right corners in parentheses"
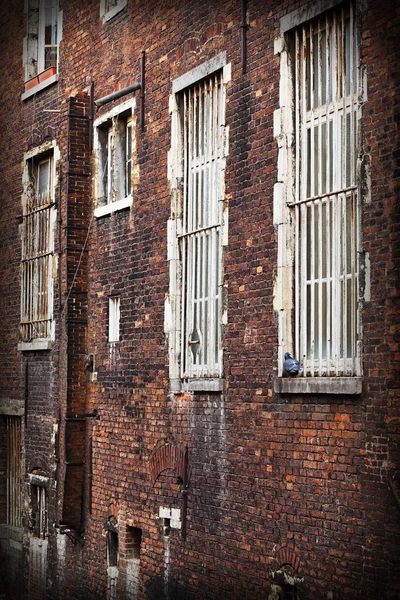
top-left (95, 50), bottom-right (146, 131)
top-left (65, 410), bottom-right (98, 421)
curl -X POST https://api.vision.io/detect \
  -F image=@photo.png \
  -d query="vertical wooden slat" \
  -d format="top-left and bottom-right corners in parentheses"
top-left (181, 72), bottom-right (223, 377)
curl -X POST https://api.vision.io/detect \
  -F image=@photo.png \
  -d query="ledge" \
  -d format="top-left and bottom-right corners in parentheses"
top-left (0, 404), bottom-right (24, 416)
top-left (94, 195), bottom-right (132, 218)
top-left (170, 378), bottom-right (224, 393)
top-left (18, 339), bottom-right (53, 352)
top-left (0, 525), bottom-right (23, 543)
top-left (274, 377), bottom-right (362, 395)
top-left (22, 72), bottom-right (58, 101)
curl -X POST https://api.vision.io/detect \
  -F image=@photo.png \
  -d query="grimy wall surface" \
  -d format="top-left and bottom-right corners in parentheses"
top-left (0, 0), bottom-right (399, 599)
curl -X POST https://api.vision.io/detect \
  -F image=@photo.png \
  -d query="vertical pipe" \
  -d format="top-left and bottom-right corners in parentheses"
top-left (181, 447), bottom-right (189, 541)
top-left (89, 82), bottom-right (94, 152)
top-left (58, 166), bottom-right (63, 315)
top-left (141, 50), bottom-right (146, 132)
top-left (24, 359), bottom-right (29, 428)
top-left (241, 0), bottom-right (247, 75)
top-left (88, 436), bottom-right (93, 513)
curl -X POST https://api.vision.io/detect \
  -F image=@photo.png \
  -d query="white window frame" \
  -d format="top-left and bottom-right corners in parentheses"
top-left (108, 296), bottom-right (120, 343)
top-left (100, 0), bottom-right (127, 23)
top-left (28, 472), bottom-right (49, 539)
top-left (166, 53), bottom-right (230, 392)
top-left (23, 0), bottom-right (62, 100)
top-left (37, 0), bottom-right (59, 74)
top-left (18, 141), bottom-right (59, 352)
top-left (94, 99), bottom-right (135, 218)
top-left (273, 0), bottom-right (367, 394)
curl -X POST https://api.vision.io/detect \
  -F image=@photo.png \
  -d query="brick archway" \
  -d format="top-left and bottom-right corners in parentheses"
top-left (149, 440), bottom-right (189, 485)
top-left (273, 544), bottom-right (301, 574)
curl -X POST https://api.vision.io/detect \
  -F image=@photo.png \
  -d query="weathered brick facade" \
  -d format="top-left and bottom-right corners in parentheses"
top-left (0, 0), bottom-right (399, 599)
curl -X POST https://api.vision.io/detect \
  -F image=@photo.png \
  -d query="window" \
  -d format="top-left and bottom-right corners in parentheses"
top-left (107, 530), bottom-right (119, 567)
top-left (125, 525), bottom-right (142, 559)
top-left (38, 0), bottom-right (58, 73)
top-left (0, 417), bottom-right (22, 528)
top-left (106, 521), bottom-right (119, 600)
top-left (108, 296), bottom-right (120, 342)
top-left (28, 470), bottom-right (49, 538)
top-left (274, 2), bottom-right (363, 385)
top-left (94, 101), bottom-right (135, 217)
top-left (167, 54), bottom-right (230, 389)
top-left (24, 0), bottom-right (61, 91)
top-left (20, 149), bottom-right (56, 347)
top-left (100, 0), bottom-right (127, 23)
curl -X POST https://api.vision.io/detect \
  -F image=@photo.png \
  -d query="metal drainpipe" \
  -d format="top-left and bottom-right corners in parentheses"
top-left (241, 0), bottom-right (248, 75)
top-left (94, 82), bottom-right (142, 108)
top-left (141, 50), bottom-right (146, 131)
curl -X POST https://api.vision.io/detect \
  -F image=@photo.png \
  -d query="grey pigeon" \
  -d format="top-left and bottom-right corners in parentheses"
top-left (283, 352), bottom-right (301, 376)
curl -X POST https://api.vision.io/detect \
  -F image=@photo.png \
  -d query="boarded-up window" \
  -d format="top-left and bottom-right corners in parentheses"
top-left (5, 417), bottom-right (22, 528)
top-left (179, 71), bottom-right (225, 379)
top-left (293, 3), bottom-right (360, 375)
top-left (20, 154), bottom-right (55, 343)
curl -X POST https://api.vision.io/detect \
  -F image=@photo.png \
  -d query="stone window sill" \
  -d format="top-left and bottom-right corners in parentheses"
top-left (18, 339), bottom-right (53, 352)
top-left (22, 72), bottom-right (58, 101)
top-left (0, 524), bottom-right (23, 543)
top-left (94, 195), bottom-right (132, 218)
top-left (274, 377), bottom-right (362, 395)
top-left (170, 378), bottom-right (224, 393)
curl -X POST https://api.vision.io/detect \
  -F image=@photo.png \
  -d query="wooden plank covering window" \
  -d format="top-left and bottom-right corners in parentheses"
top-left (20, 156), bottom-right (54, 342)
top-left (6, 416), bottom-right (22, 528)
top-left (294, 3), bottom-right (360, 376)
top-left (179, 71), bottom-right (224, 379)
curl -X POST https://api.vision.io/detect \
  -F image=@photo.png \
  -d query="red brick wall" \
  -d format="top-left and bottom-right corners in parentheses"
top-left (0, 0), bottom-right (399, 599)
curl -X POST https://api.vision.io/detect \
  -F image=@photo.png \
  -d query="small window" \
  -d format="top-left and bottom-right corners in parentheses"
top-left (107, 530), bottom-right (119, 567)
top-left (29, 472), bottom-right (48, 539)
top-left (94, 103), bottom-right (135, 216)
top-left (32, 486), bottom-right (47, 538)
top-left (126, 525), bottom-right (142, 559)
top-left (38, 0), bottom-right (58, 73)
top-left (24, 0), bottom-right (61, 89)
top-left (109, 296), bottom-right (120, 342)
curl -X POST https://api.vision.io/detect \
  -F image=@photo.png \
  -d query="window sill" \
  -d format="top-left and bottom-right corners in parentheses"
top-left (274, 377), bottom-right (362, 395)
top-left (18, 340), bottom-right (53, 352)
top-left (170, 378), bottom-right (224, 393)
top-left (22, 72), bottom-right (58, 101)
top-left (94, 195), bottom-right (132, 218)
top-left (0, 524), bottom-right (23, 543)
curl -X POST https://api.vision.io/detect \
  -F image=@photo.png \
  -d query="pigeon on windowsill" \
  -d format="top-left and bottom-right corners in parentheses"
top-left (283, 352), bottom-right (301, 377)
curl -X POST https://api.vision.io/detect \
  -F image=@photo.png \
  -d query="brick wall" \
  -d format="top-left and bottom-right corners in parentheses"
top-left (0, 0), bottom-right (399, 599)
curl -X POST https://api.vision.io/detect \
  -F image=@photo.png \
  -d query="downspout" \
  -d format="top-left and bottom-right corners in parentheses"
top-left (241, 0), bottom-right (248, 75)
